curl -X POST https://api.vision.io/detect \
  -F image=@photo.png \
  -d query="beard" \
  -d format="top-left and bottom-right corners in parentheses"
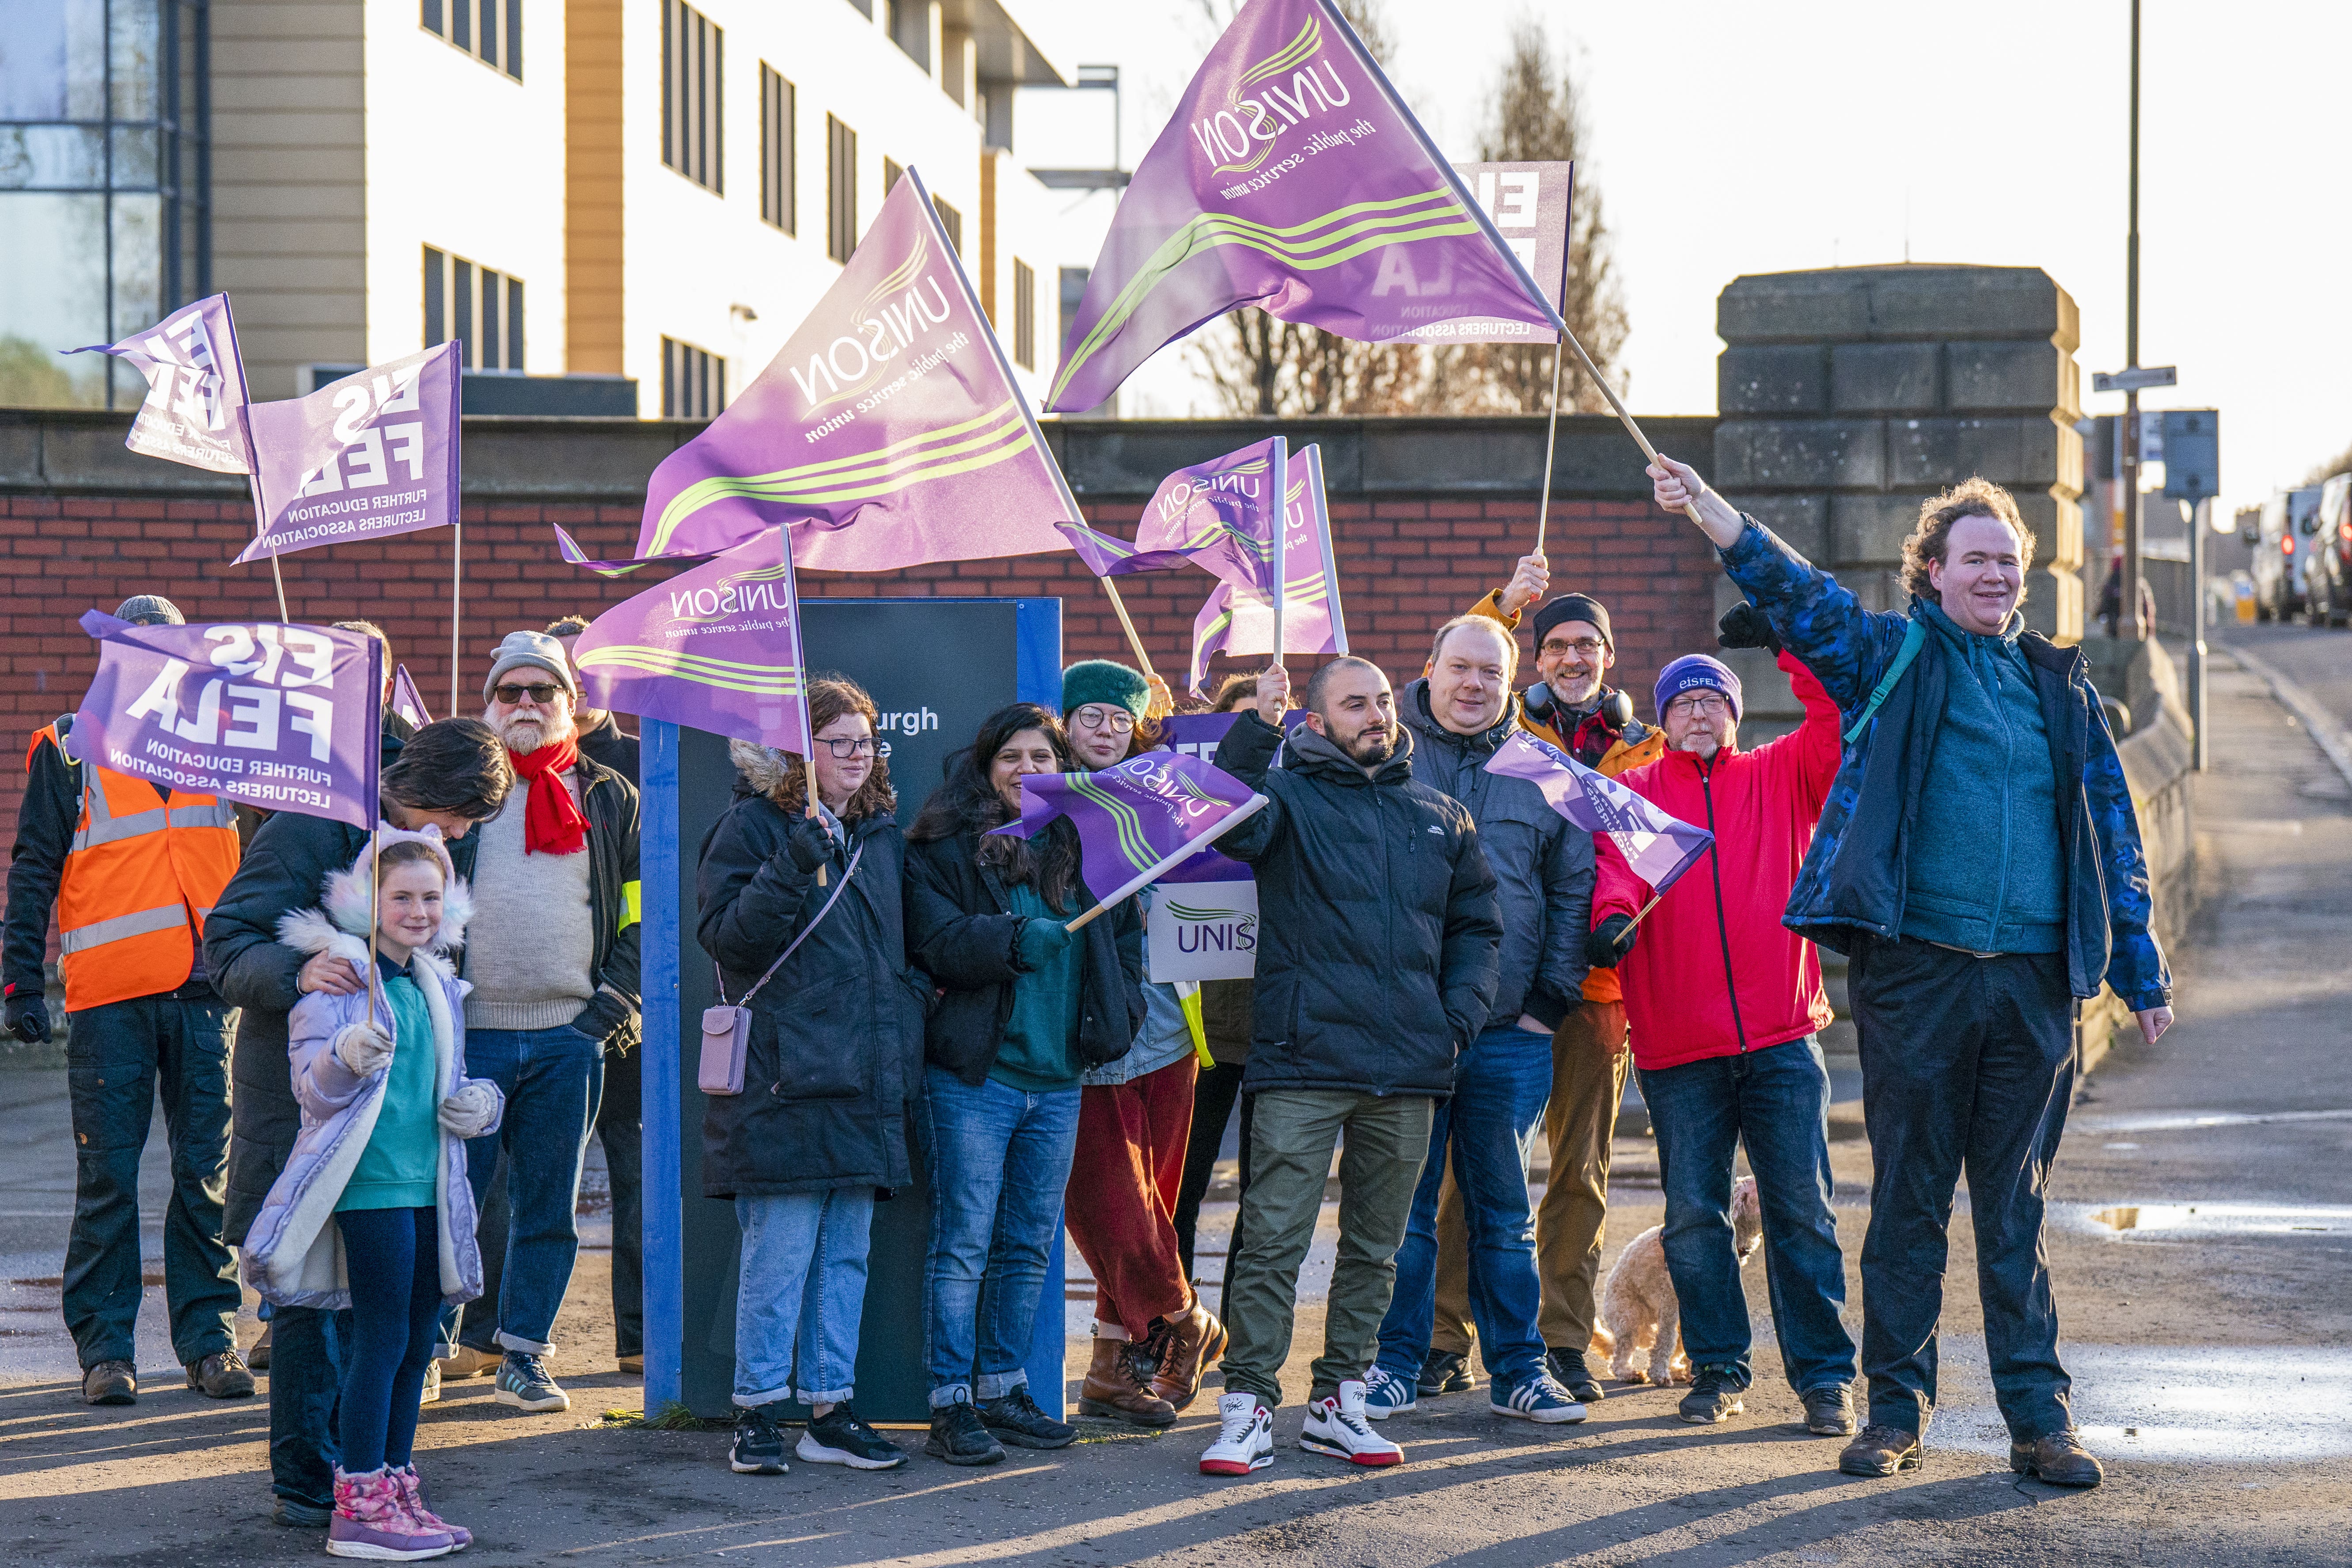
top-left (494, 712), bottom-right (573, 755)
top-left (1341, 729), bottom-right (1395, 767)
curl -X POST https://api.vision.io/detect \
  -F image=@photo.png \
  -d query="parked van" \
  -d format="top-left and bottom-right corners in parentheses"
top-left (2251, 487), bottom-right (2324, 620)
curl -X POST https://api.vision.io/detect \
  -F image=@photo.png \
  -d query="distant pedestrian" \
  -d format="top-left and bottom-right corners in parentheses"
top-left (1654, 458), bottom-right (2175, 1489)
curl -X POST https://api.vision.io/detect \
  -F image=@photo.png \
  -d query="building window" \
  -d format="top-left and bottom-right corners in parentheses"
top-left (421, 0), bottom-right (521, 79)
top-left (661, 0), bottom-right (722, 193)
top-left (883, 0), bottom-right (929, 71)
top-left (883, 157), bottom-right (903, 196)
top-left (933, 197), bottom-right (962, 254)
top-left (662, 336), bottom-right (725, 418)
top-left (1012, 259), bottom-right (1036, 370)
top-left (759, 65), bottom-right (793, 233)
top-left (423, 246), bottom-right (525, 370)
top-left (825, 114), bottom-right (856, 263)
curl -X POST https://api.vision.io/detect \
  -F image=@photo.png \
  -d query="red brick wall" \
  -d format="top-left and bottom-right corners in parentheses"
top-left (0, 490), bottom-right (1718, 850)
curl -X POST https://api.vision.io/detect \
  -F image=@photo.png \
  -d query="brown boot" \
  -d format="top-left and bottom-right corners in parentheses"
top-left (1077, 1337), bottom-right (1176, 1428)
top-left (1147, 1297), bottom-right (1229, 1413)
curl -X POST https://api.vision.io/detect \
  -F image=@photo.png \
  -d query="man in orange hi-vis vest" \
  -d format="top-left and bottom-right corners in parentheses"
top-left (4, 596), bottom-right (251, 1407)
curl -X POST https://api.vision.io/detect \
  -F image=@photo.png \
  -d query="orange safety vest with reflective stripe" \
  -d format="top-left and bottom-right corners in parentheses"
top-left (28, 722), bottom-right (241, 1013)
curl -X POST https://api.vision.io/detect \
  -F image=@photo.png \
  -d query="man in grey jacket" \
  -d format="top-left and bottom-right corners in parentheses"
top-left (1362, 616), bottom-right (1594, 1426)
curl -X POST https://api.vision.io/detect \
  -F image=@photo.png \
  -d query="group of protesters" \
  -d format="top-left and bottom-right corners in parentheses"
top-left (5, 463), bottom-right (2175, 1557)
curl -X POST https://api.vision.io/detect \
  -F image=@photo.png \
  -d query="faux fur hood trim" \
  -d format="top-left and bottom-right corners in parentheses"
top-left (288, 824), bottom-right (474, 958)
top-left (729, 737), bottom-right (897, 821)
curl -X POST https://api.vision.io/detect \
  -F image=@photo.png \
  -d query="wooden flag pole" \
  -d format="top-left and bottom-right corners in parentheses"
top-left (449, 520), bottom-right (463, 715)
top-left (1099, 577), bottom-right (1158, 682)
top-left (1622, 889), bottom-right (1666, 932)
top-left (1559, 325), bottom-right (1706, 529)
top-left (1268, 439), bottom-right (1290, 668)
top-left (1534, 337), bottom-right (1565, 556)
top-left (1062, 793), bottom-right (1270, 933)
top-left (805, 756), bottom-right (827, 888)
top-left (364, 825), bottom-right (380, 1029)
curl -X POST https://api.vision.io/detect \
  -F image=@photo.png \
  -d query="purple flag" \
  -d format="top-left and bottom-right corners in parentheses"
top-left (1388, 161), bottom-right (1577, 343)
top-left (1054, 520), bottom-right (1204, 579)
top-left (569, 529), bottom-right (812, 751)
top-left (1056, 436), bottom-right (1287, 585)
top-left (1187, 444), bottom-right (1347, 691)
top-left (1155, 713), bottom-right (1303, 884)
top-left (1046, 0), bottom-right (1564, 413)
top-left (613, 167), bottom-right (1074, 575)
top-left (1484, 729), bottom-right (1713, 894)
top-left (391, 664), bottom-right (433, 729)
top-left (67, 612), bottom-right (382, 829)
top-left (239, 343), bottom-right (462, 565)
top-left (64, 294), bottom-right (257, 475)
top-left (987, 752), bottom-right (1263, 907)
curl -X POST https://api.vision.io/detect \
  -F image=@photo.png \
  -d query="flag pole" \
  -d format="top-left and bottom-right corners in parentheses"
top-left (365, 825), bottom-right (380, 1029)
top-left (1622, 890), bottom-right (1666, 932)
top-left (1269, 438), bottom-right (1290, 669)
top-left (1099, 577), bottom-right (1157, 679)
top-left (245, 475), bottom-right (290, 623)
top-left (1063, 793), bottom-right (1269, 933)
top-left (1559, 325), bottom-right (1706, 529)
top-left (449, 520), bottom-right (463, 715)
top-left (1535, 338), bottom-right (1564, 556)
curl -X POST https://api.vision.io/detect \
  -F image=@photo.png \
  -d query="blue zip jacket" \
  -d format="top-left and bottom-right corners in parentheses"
top-left (1719, 519), bottom-right (2171, 1013)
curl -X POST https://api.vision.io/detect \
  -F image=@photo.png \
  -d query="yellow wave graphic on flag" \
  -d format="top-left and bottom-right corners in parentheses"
top-left (577, 645), bottom-right (807, 698)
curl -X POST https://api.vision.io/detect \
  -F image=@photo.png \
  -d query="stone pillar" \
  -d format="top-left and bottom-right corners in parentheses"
top-left (1709, 265), bottom-right (2086, 731)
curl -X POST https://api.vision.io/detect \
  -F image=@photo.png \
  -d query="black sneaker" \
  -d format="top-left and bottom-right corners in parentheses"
top-left (1678, 1365), bottom-right (1746, 1424)
top-left (1546, 1346), bottom-right (1604, 1404)
top-left (1417, 1349), bottom-right (1473, 1396)
top-left (728, 1401), bottom-right (790, 1474)
top-left (1802, 1383), bottom-right (1856, 1436)
top-left (980, 1384), bottom-right (1077, 1450)
top-left (927, 1396), bottom-right (1006, 1466)
top-left (799, 1401), bottom-right (908, 1471)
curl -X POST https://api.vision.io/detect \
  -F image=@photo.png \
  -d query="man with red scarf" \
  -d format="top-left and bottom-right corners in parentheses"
top-left (443, 630), bottom-right (641, 1416)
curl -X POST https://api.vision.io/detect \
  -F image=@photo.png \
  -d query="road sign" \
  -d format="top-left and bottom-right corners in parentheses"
top-left (2161, 408), bottom-right (2220, 501)
top-left (2093, 365), bottom-right (2178, 393)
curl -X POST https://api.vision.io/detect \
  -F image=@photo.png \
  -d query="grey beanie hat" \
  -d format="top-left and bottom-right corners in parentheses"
top-left (481, 630), bottom-right (580, 704)
top-left (114, 595), bottom-right (184, 626)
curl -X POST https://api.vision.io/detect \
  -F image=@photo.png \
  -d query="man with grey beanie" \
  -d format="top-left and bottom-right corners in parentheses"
top-left (439, 630), bottom-right (641, 1415)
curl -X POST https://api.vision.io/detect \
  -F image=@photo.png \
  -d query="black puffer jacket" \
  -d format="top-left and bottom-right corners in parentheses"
top-left (696, 750), bottom-right (926, 1198)
top-left (903, 825), bottom-right (1144, 1086)
top-left (1213, 714), bottom-right (1503, 1098)
top-left (1399, 679), bottom-right (1592, 1031)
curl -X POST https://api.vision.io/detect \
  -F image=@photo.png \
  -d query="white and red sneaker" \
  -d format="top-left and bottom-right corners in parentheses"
top-left (1199, 1391), bottom-right (1275, 1476)
top-left (1299, 1380), bottom-right (1404, 1467)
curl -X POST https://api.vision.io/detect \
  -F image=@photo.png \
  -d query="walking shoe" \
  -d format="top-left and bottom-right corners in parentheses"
top-left (1360, 1363), bottom-right (1418, 1420)
top-left (980, 1384), bottom-right (1077, 1450)
top-left (247, 1322), bottom-right (273, 1372)
top-left (1418, 1348), bottom-right (1474, 1396)
top-left (1299, 1381), bottom-right (1404, 1467)
top-left (418, 1361), bottom-right (441, 1406)
top-left (81, 1359), bottom-right (137, 1405)
top-left (1493, 1371), bottom-right (1587, 1424)
top-left (1545, 1346), bottom-right (1604, 1404)
top-left (616, 1354), bottom-right (645, 1375)
top-left (1802, 1383), bottom-right (1856, 1436)
top-left (1678, 1365), bottom-right (1745, 1424)
top-left (1078, 1335), bottom-right (1177, 1428)
top-left (1146, 1297), bottom-right (1229, 1413)
top-left (926, 1395), bottom-right (1006, 1467)
top-left (389, 1465), bottom-right (472, 1550)
top-left (328, 1465), bottom-right (456, 1560)
top-left (799, 1401), bottom-right (908, 1470)
top-left (728, 1401), bottom-right (790, 1474)
top-left (1839, 1423), bottom-right (1923, 1477)
top-left (187, 1348), bottom-right (256, 1398)
top-left (493, 1352), bottom-right (569, 1412)
top-left (1198, 1391), bottom-right (1276, 1476)
top-left (436, 1346), bottom-right (499, 1381)
top-left (273, 1496), bottom-right (331, 1528)
top-left (2011, 1429), bottom-right (2103, 1488)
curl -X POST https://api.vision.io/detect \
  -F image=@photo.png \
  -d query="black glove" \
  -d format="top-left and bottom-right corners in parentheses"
top-left (784, 814), bottom-right (837, 873)
top-left (1584, 914), bottom-right (1637, 970)
top-left (1717, 602), bottom-right (1783, 655)
top-left (6, 989), bottom-right (51, 1044)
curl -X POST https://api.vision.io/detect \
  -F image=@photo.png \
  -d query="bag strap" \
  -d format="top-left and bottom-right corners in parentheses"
top-left (715, 840), bottom-right (865, 1007)
top-left (1843, 617), bottom-right (1928, 744)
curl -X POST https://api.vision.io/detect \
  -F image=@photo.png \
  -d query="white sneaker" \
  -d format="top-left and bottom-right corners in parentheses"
top-left (417, 1360), bottom-right (441, 1406)
top-left (1299, 1380), bottom-right (1404, 1467)
top-left (1199, 1391), bottom-right (1275, 1476)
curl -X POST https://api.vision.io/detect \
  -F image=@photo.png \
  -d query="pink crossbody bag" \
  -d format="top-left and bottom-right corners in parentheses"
top-left (699, 842), bottom-right (863, 1096)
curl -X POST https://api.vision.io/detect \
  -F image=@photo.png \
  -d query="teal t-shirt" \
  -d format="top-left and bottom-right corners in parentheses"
top-left (989, 877), bottom-right (1084, 1093)
top-left (337, 961), bottom-right (442, 1212)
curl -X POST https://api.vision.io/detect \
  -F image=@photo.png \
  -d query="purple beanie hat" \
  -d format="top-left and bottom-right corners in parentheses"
top-left (1655, 653), bottom-right (1742, 721)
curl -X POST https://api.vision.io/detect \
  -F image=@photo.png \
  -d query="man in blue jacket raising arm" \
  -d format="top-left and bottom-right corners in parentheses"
top-left (1648, 457), bottom-right (2174, 1490)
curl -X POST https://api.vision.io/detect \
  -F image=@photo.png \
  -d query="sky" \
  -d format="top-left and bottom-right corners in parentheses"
top-left (1016, 0), bottom-right (2352, 522)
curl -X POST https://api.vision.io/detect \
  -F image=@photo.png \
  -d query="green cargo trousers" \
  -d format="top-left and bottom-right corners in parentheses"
top-left (1217, 1089), bottom-right (1434, 1407)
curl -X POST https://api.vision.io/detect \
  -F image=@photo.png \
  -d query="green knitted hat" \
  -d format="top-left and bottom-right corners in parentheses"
top-left (1060, 659), bottom-right (1151, 720)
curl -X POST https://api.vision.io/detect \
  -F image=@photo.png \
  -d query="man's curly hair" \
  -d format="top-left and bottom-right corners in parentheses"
top-left (1899, 477), bottom-right (2036, 602)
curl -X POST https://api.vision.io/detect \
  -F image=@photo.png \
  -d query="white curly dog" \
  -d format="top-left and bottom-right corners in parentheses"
top-left (1589, 1175), bottom-right (1763, 1386)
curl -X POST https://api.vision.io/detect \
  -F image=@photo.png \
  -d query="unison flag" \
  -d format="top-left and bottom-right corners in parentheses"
top-left (569, 529), bottom-right (812, 751)
top-left (1188, 443), bottom-right (1348, 691)
top-left (987, 752), bottom-right (1263, 908)
top-left (64, 294), bottom-right (257, 476)
top-left (239, 343), bottom-right (461, 565)
top-left (1046, 0), bottom-right (1564, 413)
top-left (1484, 729), bottom-right (1712, 894)
top-left (1055, 434), bottom-right (1289, 587)
top-left (68, 612), bottom-right (382, 829)
top-left (391, 664), bottom-right (433, 729)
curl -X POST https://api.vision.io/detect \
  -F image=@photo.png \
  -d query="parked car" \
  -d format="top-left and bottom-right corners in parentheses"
top-left (2304, 474), bottom-right (2352, 627)
top-left (2250, 487), bottom-right (2324, 621)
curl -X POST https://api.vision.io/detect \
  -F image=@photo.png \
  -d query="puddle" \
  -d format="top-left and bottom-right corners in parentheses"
top-left (2073, 1203), bottom-right (2352, 1237)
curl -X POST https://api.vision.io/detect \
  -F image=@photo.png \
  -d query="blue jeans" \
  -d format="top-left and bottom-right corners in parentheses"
top-left (268, 1304), bottom-right (349, 1510)
top-left (1374, 1023), bottom-right (1554, 1391)
top-left (335, 1207), bottom-right (441, 1474)
top-left (449, 1023), bottom-right (604, 1353)
top-left (733, 1188), bottom-right (876, 1407)
top-left (918, 1067), bottom-right (1080, 1408)
top-left (1637, 1035), bottom-right (1857, 1394)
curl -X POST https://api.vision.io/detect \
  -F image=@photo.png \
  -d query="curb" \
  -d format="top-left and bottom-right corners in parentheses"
top-left (2221, 641), bottom-right (2352, 793)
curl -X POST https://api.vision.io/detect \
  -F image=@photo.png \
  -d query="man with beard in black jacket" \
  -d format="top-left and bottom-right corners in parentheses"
top-left (1197, 657), bottom-right (1503, 1478)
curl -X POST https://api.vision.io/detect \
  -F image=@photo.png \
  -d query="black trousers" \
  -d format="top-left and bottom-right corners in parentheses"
top-left (1171, 1058), bottom-right (1254, 1316)
top-left (1850, 936), bottom-right (2075, 1441)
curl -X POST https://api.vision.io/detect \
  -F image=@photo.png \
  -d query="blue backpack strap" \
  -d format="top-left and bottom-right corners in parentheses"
top-left (1842, 617), bottom-right (1927, 744)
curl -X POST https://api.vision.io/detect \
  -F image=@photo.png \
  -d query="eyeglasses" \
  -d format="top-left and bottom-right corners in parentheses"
top-left (1541, 638), bottom-right (1608, 658)
top-left (817, 737), bottom-right (880, 759)
top-left (1069, 706), bottom-right (1136, 733)
top-left (1665, 694), bottom-right (1731, 718)
top-left (492, 683), bottom-right (564, 705)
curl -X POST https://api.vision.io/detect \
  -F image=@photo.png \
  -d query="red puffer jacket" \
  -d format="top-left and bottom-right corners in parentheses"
top-left (1593, 651), bottom-right (1841, 1071)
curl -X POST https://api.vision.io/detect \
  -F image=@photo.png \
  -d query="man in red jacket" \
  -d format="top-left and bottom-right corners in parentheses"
top-left (1586, 617), bottom-right (1859, 1435)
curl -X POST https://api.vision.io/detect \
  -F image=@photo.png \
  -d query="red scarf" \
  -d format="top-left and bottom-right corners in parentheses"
top-left (507, 737), bottom-right (589, 855)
